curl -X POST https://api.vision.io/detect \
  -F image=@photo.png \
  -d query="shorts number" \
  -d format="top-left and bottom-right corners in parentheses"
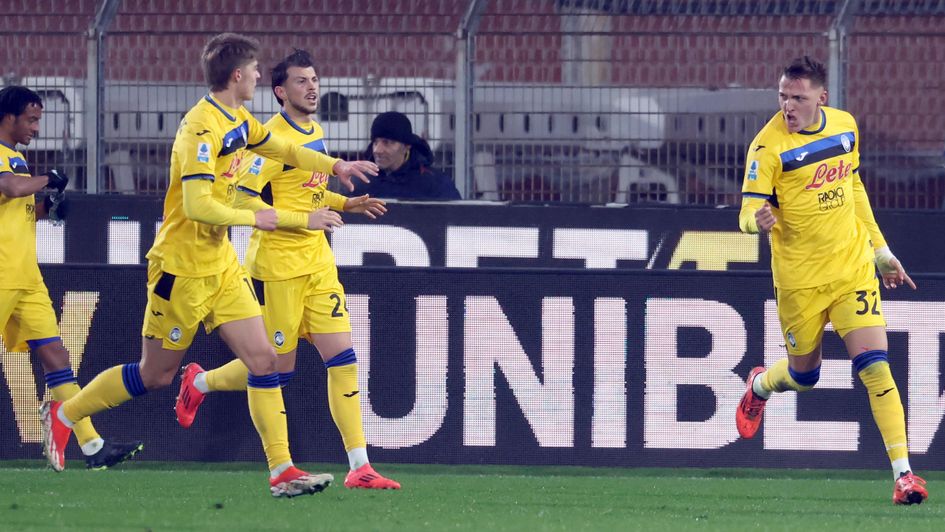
top-left (855, 290), bottom-right (879, 316)
top-left (329, 293), bottom-right (346, 318)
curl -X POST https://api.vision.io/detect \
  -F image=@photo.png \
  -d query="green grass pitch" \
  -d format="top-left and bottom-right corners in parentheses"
top-left (0, 462), bottom-right (940, 531)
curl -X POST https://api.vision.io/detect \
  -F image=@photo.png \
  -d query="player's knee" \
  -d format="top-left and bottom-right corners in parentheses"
top-left (788, 365), bottom-right (820, 392)
top-left (244, 347), bottom-right (278, 376)
top-left (33, 341), bottom-right (69, 370)
top-left (139, 364), bottom-right (176, 390)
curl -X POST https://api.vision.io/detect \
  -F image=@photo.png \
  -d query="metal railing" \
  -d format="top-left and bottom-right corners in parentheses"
top-left (1, 0), bottom-right (943, 208)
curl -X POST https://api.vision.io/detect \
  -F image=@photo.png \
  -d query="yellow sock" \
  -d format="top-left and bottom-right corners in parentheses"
top-left (206, 359), bottom-right (249, 392)
top-left (858, 359), bottom-right (908, 464)
top-left (328, 363), bottom-right (366, 452)
top-left (760, 358), bottom-right (817, 393)
top-left (62, 365), bottom-right (137, 423)
top-left (247, 374), bottom-right (291, 470)
top-left (49, 382), bottom-right (100, 446)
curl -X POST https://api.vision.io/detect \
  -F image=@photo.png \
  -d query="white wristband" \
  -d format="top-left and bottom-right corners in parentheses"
top-left (874, 246), bottom-right (897, 274)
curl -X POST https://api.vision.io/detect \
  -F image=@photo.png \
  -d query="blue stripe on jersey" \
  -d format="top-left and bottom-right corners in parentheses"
top-left (247, 372), bottom-right (280, 389)
top-left (27, 337), bottom-right (59, 350)
top-left (0, 139), bottom-right (16, 151)
top-left (247, 131), bottom-right (270, 150)
top-left (780, 132), bottom-right (856, 172)
top-left (742, 192), bottom-right (771, 200)
top-left (182, 173), bottom-right (215, 182)
top-left (744, 191), bottom-right (780, 208)
top-left (237, 185), bottom-right (260, 196)
top-left (122, 363), bottom-right (147, 397)
top-left (798, 109), bottom-right (827, 135)
top-left (280, 139), bottom-right (326, 173)
top-left (45, 368), bottom-right (77, 388)
top-left (9, 156), bottom-right (30, 174)
top-left (280, 110), bottom-right (314, 135)
top-left (325, 348), bottom-right (357, 368)
top-left (219, 122), bottom-right (249, 156)
top-left (204, 95), bottom-right (235, 121)
top-left (303, 138), bottom-right (327, 154)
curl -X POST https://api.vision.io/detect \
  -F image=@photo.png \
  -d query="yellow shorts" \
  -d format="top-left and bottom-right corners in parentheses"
top-left (0, 286), bottom-right (60, 352)
top-left (142, 257), bottom-right (262, 350)
top-left (776, 260), bottom-right (885, 355)
top-left (253, 266), bottom-right (351, 355)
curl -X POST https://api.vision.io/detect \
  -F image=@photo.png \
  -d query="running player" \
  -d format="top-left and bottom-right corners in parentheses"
top-left (0, 85), bottom-right (142, 471)
top-left (735, 56), bottom-right (927, 505)
top-left (40, 34), bottom-right (377, 498)
top-left (175, 49), bottom-right (399, 490)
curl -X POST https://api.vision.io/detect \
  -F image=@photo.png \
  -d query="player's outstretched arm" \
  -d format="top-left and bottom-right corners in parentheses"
top-left (306, 207), bottom-right (344, 232)
top-left (331, 160), bottom-right (378, 192)
top-left (235, 186), bottom-right (329, 230)
top-left (245, 120), bottom-right (377, 191)
top-left (181, 178), bottom-right (262, 228)
top-left (341, 194), bottom-right (387, 220)
top-left (246, 130), bottom-right (342, 178)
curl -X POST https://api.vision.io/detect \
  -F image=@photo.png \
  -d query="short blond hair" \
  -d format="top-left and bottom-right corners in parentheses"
top-left (202, 33), bottom-right (260, 91)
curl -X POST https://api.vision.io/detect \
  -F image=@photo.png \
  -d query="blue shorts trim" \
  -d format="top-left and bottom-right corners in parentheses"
top-left (27, 337), bottom-right (60, 350)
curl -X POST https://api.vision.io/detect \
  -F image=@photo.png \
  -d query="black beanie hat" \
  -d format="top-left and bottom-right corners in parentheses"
top-left (370, 111), bottom-right (421, 146)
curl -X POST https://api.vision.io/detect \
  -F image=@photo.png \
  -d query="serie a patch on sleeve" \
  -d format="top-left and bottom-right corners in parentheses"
top-left (249, 156), bottom-right (264, 175)
top-left (747, 159), bottom-right (759, 181)
top-left (197, 143), bottom-right (210, 163)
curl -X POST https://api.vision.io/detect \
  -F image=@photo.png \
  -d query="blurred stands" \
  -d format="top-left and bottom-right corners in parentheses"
top-left (1, 0), bottom-right (943, 207)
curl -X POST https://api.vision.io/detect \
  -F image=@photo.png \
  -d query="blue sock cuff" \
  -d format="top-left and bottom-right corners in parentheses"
top-left (122, 363), bottom-right (147, 397)
top-left (27, 337), bottom-right (59, 350)
top-left (279, 371), bottom-right (295, 388)
top-left (852, 349), bottom-right (889, 373)
top-left (44, 367), bottom-right (77, 388)
top-left (788, 365), bottom-right (821, 387)
top-left (324, 348), bottom-right (357, 369)
top-left (248, 372), bottom-right (280, 389)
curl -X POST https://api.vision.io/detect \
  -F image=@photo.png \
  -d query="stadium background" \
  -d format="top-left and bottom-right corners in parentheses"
top-left (2, 0), bottom-right (945, 471)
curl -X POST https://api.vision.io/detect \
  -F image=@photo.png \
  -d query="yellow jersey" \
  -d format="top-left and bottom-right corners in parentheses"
top-left (147, 95), bottom-right (340, 277)
top-left (237, 111), bottom-right (347, 281)
top-left (0, 141), bottom-right (42, 289)
top-left (741, 106), bottom-right (884, 289)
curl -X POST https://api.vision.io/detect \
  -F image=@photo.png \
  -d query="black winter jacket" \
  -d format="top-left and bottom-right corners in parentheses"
top-left (346, 139), bottom-right (461, 200)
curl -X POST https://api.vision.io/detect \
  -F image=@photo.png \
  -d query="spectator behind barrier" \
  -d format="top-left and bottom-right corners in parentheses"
top-left (345, 111), bottom-right (461, 200)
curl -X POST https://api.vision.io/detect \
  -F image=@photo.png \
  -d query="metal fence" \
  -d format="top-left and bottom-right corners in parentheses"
top-left (2, 0), bottom-right (944, 208)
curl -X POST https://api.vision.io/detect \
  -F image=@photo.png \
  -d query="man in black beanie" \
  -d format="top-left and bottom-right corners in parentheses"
top-left (346, 111), bottom-right (461, 200)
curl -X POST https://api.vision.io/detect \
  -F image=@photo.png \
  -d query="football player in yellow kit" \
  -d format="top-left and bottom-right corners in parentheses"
top-left (175, 49), bottom-right (399, 490)
top-left (41, 34), bottom-right (378, 498)
top-left (0, 85), bottom-right (142, 471)
top-left (735, 57), bottom-right (926, 505)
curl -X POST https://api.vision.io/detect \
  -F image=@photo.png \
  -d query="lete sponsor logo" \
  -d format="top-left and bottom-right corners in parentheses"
top-left (805, 159), bottom-right (852, 190)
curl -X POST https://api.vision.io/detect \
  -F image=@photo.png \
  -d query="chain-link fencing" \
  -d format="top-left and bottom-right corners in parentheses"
top-left (2, 0), bottom-right (944, 208)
